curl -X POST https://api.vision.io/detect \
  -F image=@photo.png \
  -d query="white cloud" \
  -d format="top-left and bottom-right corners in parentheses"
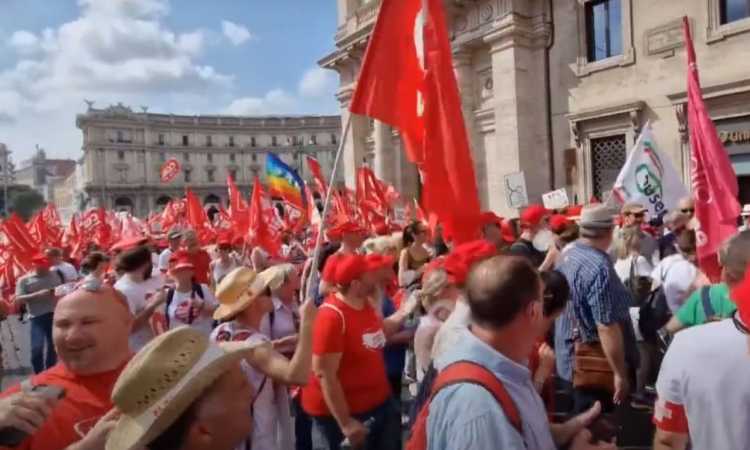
top-left (8, 30), bottom-right (39, 54)
top-left (299, 67), bottom-right (338, 98)
top-left (224, 89), bottom-right (298, 115)
top-left (222, 66), bottom-right (339, 116)
top-left (0, 0), bottom-right (236, 160)
top-left (221, 20), bottom-right (252, 46)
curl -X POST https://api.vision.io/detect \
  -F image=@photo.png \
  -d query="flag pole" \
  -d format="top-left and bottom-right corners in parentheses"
top-left (305, 114), bottom-right (353, 300)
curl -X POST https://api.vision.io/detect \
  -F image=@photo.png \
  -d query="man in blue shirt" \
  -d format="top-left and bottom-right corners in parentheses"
top-left (556, 204), bottom-right (639, 413)
top-left (426, 255), bottom-right (614, 450)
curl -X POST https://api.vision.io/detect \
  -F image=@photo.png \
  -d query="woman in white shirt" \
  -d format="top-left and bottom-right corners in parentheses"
top-left (210, 238), bottom-right (239, 289)
top-left (165, 251), bottom-right (219, 335)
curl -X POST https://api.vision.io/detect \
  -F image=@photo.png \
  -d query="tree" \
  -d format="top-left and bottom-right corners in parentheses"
top-left (9, 190), bottom-right (45, 221)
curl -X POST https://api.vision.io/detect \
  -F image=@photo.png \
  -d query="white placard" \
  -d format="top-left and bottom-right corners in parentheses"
top-left (542, 188), bottom-right (570, 210)
top-left (504, 171), bottom-right (529, 209)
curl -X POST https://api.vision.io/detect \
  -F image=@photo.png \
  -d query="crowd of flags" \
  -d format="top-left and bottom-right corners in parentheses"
top-left (0, 7), bottom-right (740, 310)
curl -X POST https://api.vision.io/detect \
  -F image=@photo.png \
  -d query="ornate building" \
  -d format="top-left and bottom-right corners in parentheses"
top-left (76, 103), bottom-right (342, 217)
top-left (321, 0), bottom-right (750, 215)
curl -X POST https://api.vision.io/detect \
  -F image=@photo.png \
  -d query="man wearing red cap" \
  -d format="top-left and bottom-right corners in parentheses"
top-left (303, 253), bottom-right (416, 450)
top-left (509, 204), bottom-right (551, 267)
top-left (181, 230), bottom-right (211, 285)
top-left (319, 220), bottom-right (368, 295)
top-left (480, 212), bottom-right (511, 253)
top-left (16, 255), bottom-right (64, 373)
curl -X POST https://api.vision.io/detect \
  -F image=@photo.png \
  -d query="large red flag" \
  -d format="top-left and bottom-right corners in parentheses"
top-left (227, 174), bottom-right (249, 235)
top-left (306, 156), bottom-right (328, 195)
top-left (185, 189), bottom-right (215, 244)
top-left (350, 0), bottom-right (481, 243)
top-left (683, 17), bottom-right (740, 280)
top-left (248, 177), bottom-right (280, 256)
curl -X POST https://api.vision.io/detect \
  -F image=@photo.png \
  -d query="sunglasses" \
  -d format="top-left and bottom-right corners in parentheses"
top-left (681, 208), bottom-right (695, 214)
top-left (627, 212), bottom-right (645, 218)
top-left (218, 245), bottom-right (232, 251)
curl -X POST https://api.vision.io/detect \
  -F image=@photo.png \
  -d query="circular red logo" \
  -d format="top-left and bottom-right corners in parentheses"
top-left (160, 159), bottom-right (181, 183)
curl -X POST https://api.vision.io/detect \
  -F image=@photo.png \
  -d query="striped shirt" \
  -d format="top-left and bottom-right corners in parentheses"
top-left (555, 241), bottom-right (639, 381)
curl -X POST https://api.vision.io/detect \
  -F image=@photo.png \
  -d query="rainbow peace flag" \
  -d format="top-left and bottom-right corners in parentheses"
top-left (265, 153), bottom-right (307, 209)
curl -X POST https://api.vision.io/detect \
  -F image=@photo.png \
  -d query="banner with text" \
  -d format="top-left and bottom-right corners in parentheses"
top-left (612, 125), bottom-right (688, 220)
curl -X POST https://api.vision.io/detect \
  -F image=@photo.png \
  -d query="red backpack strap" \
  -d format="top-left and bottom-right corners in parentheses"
top-left (430, 361), bottom-right (523, 435)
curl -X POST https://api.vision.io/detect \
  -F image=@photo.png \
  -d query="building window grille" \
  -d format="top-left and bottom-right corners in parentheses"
top-left (591, 134), bottom-right (627, 199)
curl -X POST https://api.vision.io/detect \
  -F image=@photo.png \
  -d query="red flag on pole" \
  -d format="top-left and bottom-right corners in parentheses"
top-left (683, 17), bottom-right (741, 280)
top-left (248, 177), bottom-right (280, 256)
top-left (306, 156), bottom-right (328, 195)
top-left (349, 0), bottom-right (481, 243)
top-left (227, 174), bottom-right (249, 235)
top-left (185, 189), bottom-right (215, 244)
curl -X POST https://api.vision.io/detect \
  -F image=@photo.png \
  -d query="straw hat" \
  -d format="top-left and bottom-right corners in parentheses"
top-left (213, 267), bottom-right (276, 321)
top-left (106, 327), bottom-right (258, 450)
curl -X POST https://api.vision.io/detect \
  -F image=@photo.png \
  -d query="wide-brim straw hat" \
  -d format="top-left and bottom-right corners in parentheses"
top-left (213, 267), bottom-right (262, 321)
top-left (106, 327), bottom-right (260, 450)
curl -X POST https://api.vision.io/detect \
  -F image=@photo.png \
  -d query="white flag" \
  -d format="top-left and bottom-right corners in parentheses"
top-left (612, 126), bottom-right (688, 220)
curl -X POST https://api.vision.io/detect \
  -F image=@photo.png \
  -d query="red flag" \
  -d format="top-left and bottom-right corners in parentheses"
top-left (249, 177), bottom-right (280, 256)
top-left (2, 214), bottom-right (38, 266)
top-left (227, 174), bottom-right (249, 235)
top-left (306, 156), bottom-right (328, 195)
top-left (683, 17), bottom-right (740, 280)
top-left (350, 0), bottom-right (481, 243)
top-left (185, 189), bottom-right (215, 244)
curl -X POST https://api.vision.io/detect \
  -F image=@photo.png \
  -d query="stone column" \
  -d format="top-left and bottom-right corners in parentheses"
top-left (373, 120), bottom-right (397, 186)
top-left (484, 14), bottom-right (551, 216)
top-left (338, 88), bottom-right (369, 189)
top-left (453, 48), bottom-right (489, 209)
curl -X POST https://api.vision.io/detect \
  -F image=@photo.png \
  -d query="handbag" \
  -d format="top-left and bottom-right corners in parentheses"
top-left (573, 341), bottom-right (615, 393)
top-left (626, 257), bottom-right (652, 306)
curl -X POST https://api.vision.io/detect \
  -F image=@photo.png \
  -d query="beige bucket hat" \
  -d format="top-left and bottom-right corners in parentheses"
top-left (213, 266), bottom-right (287, 321)
top-left (106, 326), bottom-right (259, 450)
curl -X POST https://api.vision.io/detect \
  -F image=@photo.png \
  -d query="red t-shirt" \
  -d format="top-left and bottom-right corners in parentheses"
top-left (302, 294), bottom-right (391, 416)
top-left (188, 249), bottom-right (211, 284)
top-left (1, 362), bottom-right (128, 450)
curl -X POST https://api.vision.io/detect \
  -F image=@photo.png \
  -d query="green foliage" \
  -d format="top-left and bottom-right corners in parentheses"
top-left (9, 190), bottom-right (45, 221)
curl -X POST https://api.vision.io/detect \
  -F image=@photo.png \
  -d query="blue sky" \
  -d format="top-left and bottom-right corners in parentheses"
top-left (0, 0), bottom-right (341, 161)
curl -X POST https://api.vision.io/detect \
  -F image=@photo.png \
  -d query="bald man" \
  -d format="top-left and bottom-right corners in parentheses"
top-left (0, 282), bottom-right (135, 450)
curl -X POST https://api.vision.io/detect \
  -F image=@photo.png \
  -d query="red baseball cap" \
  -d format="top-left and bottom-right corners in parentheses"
top-left (328, 220), bottom-right (367, 240)
top-left (31, 254), bottom-right (51, 269)
top-left (111, 236), bottom-right (149, 253)
top-left (548, 214), bottom-right (571, 234)
top-left (443, 240), bottom-right (497, 285)
top-left (364, 254), bottom-right (396, 272)
top-left (169, 251), bottom-right (195, 272)
top-left (332, 253), bottom-right (394, 285)
top-left (480, 211), bottom-right (502, 228)
top-left (520, 204), bottom-right (550, 228)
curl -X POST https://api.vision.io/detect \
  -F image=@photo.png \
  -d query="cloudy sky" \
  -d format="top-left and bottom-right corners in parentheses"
top-left (0, 0), bottom-right (340, 162)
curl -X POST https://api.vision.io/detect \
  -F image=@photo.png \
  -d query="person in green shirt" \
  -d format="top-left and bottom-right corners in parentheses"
top-left (666, 230), bottom-right (750, 334)
top-left (667, 283), bottom-right (736, 333)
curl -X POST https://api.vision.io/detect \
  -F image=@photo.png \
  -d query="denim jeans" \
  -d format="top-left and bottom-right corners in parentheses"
top-left (30, 313), bottom-right (56, 373)
top-left (311, 398), bottom-right (401, 450)
top-left (294, 395), bottom-right (313, 450)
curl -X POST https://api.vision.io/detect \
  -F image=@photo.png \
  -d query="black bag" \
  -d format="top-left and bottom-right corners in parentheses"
top-left (638, 267), bottom-right (672, 340)
top-left (625, 258), bottom-right (652, 306)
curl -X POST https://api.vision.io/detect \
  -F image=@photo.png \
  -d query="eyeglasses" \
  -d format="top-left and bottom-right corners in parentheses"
top-left (626, 212), bottom-right (645, 218)
top-left (681, 208), bottom-right (695, 214)
top-left (733, 311), bottom-right (749, 335)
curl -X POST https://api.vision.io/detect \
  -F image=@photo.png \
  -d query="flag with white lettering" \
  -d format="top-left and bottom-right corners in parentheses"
top-left (612, 125), bottom-right (688, 220)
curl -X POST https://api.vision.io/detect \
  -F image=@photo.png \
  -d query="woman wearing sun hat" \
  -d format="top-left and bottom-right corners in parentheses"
top-left (164, 251), bottom-right (219, 335)
top-left (210, 265), bottom-right (317, 450)
top-left (106, 326), bottom-right (260, 450)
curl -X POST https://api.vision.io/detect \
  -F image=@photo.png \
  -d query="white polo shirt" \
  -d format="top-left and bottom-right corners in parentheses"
top-left (655, 318), bottom-right (750, 449)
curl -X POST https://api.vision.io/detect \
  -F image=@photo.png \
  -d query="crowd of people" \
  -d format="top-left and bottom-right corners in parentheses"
top-left (0, 196), bottom-right (748, 450)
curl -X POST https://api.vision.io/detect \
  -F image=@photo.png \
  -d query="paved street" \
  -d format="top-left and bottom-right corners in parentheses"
top-left (1, 316), bottom-right (32, 390)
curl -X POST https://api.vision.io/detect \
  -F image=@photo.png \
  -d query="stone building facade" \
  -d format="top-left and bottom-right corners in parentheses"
top-left (321, 0), bottom-right (750, 216)
top-left (76, 103), bottom-right (342, 217)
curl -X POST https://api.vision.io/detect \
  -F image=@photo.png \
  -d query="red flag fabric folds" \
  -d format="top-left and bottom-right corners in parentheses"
top-left (306, 156), bottom-right (328, 195)
top-left (249, 176), bottom-right (280, 256)
top-left (349, 0), bottom-right (481, 243)
top-left (683, 17), bottom-right (741, 280)
top-left (227, 174), bottom-right (249, 236)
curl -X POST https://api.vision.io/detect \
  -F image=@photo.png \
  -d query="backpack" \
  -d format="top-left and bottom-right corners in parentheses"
top-left (625, 258), bottom-right (651, 306)
top-left (406, 361), bottom-right (522, 450)
top-left (165, 284), bottom-right (205, 329)
top-left (638, 267), bottom-right (672, 340)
